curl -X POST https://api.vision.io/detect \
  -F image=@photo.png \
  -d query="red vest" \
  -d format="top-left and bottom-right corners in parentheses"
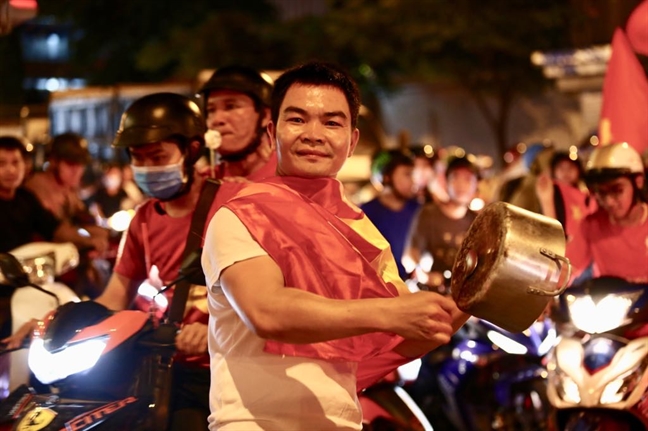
top-left (224, 176), bottom-right (410, 389)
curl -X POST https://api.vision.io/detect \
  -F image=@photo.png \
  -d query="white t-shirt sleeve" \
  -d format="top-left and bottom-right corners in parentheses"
top-left (202, 206), bottom-right (268, 290)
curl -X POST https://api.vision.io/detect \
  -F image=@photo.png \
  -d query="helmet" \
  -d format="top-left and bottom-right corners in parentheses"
top-left (49, 132), bottom-right (91, 164)
top-left (112, 93), bottom-right (206, 149)
top-left (585, 142), bottom-right (644, 182)
top-left (198, 65), bottom-right (272, 108)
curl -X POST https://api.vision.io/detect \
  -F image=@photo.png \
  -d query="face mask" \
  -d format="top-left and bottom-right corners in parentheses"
top-left (131, 159), bottom-right (186, 200)
top-left (102, 175), bottom-right (121, 190)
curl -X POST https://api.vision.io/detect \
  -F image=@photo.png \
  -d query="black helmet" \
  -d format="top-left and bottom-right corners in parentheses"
top-left (50, 132), bottom-right (91, 164)
top-left (198, 66), bottom-right (272, 108)
top-left (112, 93), bottom-right (206, 149)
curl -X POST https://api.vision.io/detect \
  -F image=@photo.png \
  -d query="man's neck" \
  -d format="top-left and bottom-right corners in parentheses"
top-left (0, 188), bottom-right (16, 200)
top-left (44, 169), bottom-right (66, 189)
top-left (611, 202), bottom-right (648, 227)
top-left (223, 137), bottom-right (272, 178)
top-left (378, 191), bottom-right (407, 211)
top-left (160, 173), bottom-right (204, 217)
top-left (439, 200), bottom-right (469, 219)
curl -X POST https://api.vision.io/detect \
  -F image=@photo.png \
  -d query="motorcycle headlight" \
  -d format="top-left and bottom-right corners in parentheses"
top-left (599, 365), bottom-right (644, 404)
top-left (554, 369), bottom-right (581, 403)
top-left (28, 336), bottom-right (108, 384)
top-left (566, 291), bottom-right (641, 334)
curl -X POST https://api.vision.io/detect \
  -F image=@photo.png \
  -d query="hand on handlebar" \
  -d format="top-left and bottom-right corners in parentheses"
top-left (175, 322), bottom-right (208, 356)
top-left (1, 318), bottom-right (38, 350)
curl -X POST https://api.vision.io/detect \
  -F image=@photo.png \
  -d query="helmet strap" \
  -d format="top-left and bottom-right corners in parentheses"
top-left (219, 115), bottom-right (266, 163)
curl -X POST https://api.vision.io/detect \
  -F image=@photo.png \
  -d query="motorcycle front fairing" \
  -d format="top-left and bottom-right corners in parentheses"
top-left (548, 278), bottom-right (648, 429)
top-left (28, 302), bottom-right (149, 400)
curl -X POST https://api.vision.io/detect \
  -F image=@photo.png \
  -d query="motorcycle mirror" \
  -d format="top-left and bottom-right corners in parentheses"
top-left (0, 252), bottom-right (30, 288)
top-left (157, 249), bottom-right (205, 297)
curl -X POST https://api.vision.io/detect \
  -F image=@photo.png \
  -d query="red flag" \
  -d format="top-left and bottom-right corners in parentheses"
top-left (599, 28), bottom-right (648, 154)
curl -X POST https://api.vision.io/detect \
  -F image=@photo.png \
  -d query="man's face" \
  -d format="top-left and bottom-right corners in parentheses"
top-left (592, 177), bottom-right (636, 221)
top-left (0, 149), bottom-right (25, 194)
top-left (129, 141), bottom-right (183, 168)
top-left (271, 84), bottom-right (359, 178)
top-left (447, 167), bottom-right (477, 205)
top-left (389, 164), bottom-right (416, 199)
top-left (553, 160), bottom-right (580, 186)
top-left (205, 90), bottom-right (267, 155)
top-left (53, 159), bottom-right (85, 189)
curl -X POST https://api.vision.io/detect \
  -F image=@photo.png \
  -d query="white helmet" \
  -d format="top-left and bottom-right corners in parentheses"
top-left (585, 142), bottom-right (644, 181)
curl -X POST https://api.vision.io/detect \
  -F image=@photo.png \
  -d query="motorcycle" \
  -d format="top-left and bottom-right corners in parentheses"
top-left (0, 249), bottom-right (203, 431)
top-left (0, 242), bottom-right (79, 398)
top-left (409, 315), bottom-right (556, 431)
top-left (547, 276), bottom-right (648, 430)
top-left (361, 359), bottom-right (434, 431)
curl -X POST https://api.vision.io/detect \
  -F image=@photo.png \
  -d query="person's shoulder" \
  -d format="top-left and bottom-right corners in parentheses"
top-left (582, 207), bottom-right (607, 229)
top-left (15, 187), bottom-right (40, 203)
top-left (24, 171), bottom-right (48, 186)
top-left (359, 197), bottom-right (380, 211)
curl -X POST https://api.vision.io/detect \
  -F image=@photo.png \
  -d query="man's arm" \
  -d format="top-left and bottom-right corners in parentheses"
top-left (53, 221), bottom-right (108, 253)
top-left (95, 272), bottom-right (138, 311)
top-left (220, 254), bottom-right (460, 345)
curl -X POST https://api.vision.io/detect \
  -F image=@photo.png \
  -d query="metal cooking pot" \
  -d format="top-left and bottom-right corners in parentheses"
top-left (451, 201), bottom-right (571, 333)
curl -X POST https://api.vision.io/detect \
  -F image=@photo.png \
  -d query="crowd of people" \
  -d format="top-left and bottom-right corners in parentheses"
top-left (0, 59), bottom-right (646, 430)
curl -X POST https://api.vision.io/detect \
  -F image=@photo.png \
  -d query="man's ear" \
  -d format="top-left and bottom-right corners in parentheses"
top-left (348, 128), bottom-right (360, 158)
top-left (260, 107), bottom-right (271, 127)
top-left (188, 139), bottom-right (203, 161)
top-left (636, 174), bottom-right (645, 190)
top-left (267, 121), bottom-right (277, 148)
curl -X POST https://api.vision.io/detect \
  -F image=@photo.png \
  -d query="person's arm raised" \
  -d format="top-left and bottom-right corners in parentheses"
top-left (220, 255), bottom-right (458, 344)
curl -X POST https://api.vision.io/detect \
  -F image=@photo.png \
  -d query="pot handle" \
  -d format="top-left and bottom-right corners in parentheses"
top-left (526, 248), bottom-right (572, 296)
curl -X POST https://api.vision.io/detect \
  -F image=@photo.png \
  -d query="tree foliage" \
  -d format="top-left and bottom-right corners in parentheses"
top-left (15, 0), bottom-right (578, 155)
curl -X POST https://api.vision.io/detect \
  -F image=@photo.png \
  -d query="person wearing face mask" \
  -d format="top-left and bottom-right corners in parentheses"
top-left (91, 92), bottom-right (217, 431)
top-left (97, 84), bottom-right (283, 429)
top-left (87, 163), bottom-right (130, 219)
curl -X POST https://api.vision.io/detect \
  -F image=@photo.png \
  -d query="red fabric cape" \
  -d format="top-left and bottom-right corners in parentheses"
top-left (223, 176), bottom-right (411, 390)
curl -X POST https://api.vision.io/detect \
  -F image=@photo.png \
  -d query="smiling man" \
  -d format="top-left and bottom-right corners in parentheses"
top-left (201, 61), bottom-right (469, 431)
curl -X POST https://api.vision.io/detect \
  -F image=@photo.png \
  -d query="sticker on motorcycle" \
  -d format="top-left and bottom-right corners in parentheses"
top-left (62, 396), bottom-right (137, 431)
top-left (16, 407), bottom-right (57, 431)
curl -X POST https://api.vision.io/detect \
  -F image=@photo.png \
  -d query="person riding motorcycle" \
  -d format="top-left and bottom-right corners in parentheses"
top-left (567, 142), bottom-right (648, 284)
top-left (92, 92), bottom-right (217, 430)
top-left (198, 65), bottom-right (277, 181)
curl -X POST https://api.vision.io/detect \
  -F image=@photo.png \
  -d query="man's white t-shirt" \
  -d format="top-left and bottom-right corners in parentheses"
top-left (202, 207), bottom-right (362, 431)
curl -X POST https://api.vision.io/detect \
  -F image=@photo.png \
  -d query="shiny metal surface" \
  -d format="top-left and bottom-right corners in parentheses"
top-left (452, 201), bottom-right (571, 332)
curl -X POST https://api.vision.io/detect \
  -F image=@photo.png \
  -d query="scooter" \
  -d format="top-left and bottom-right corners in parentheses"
top-left (409, 315), bottom-right (556, 431)
top-left (0, 249), bottom-right (198, 431)
top-left (547, 276), bottom-right (648, 430)
top-left (0, 242), bottom-right (79, 398)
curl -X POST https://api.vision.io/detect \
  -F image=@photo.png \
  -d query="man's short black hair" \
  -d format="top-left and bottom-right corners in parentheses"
top-left (445, 156), bottom-right (479, 179)
top-left (0, 136), bottom-right (28, 159)
top-left (271, 61), bottom-right (361, 128)
top-left (372, 150), bottom-right (414, 184)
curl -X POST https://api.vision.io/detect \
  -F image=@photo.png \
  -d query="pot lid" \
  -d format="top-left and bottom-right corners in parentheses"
top-left (451, 202), bottom-right (510, 311)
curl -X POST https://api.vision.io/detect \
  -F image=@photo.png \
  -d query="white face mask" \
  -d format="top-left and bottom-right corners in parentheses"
top-left (131, 159), bottom-right (186, 200)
